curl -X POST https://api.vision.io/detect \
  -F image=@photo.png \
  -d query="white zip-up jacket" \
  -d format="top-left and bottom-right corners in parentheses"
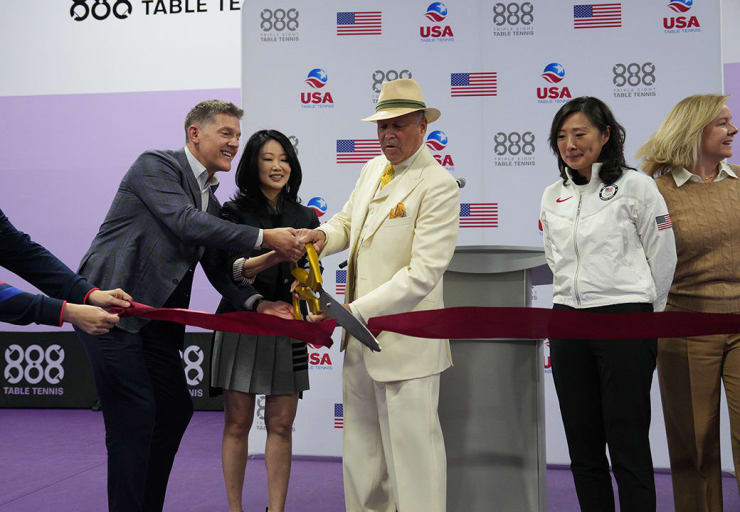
top-left (539, 164), bottom-right (677, 311)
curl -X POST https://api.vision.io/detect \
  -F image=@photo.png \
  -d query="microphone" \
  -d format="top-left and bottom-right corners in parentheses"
top-left (338, 260), bottom-right (348, 269)
top-left (455, 177), bottom-right (466, 189)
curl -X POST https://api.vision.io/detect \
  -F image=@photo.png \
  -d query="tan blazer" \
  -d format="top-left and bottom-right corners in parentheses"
top-left (318, 147), bottom-right (460, 382)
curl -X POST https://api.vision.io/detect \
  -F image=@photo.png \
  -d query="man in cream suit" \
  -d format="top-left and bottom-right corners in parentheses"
top-left (301, 79), bottom-right (459, 512)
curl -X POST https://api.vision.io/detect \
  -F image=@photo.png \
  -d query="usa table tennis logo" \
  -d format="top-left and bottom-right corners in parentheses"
top-left (334, 403), bottom-right (344, 428)
top-left (426, 130), bottom-right (447, 151)
top-left (420, 2), bottom-right (454, 41)
top-left (305, 68), bottom-right (327, 88)
top-left (537, 63), bottom-right (572, 103)
top-left (541, 63), bottom-right (565, 83)
top-left (307, 197), bottom-right (328, 217)
top-left (669, 0), bottom-right (692, 12)
top-left (336, 139), bottom-right (382, 164)
top-left (426, 130), bottom-right (455, 170)
top-left (301, 68), bottom-right (334, 107)
top-left (460, 203), bottom-right (499, 228)
top-left (307, 343), bottom-right (334, 369)
top-left (425, 2), bottom-right (447, 21)
top-left (335, 270), bottom-right (346, 295)
top-left (664, 0), bottom-right (700, 31)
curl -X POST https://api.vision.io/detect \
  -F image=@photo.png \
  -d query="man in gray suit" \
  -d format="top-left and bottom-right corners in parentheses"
top-left (76, 100), bottom-right (302, 512)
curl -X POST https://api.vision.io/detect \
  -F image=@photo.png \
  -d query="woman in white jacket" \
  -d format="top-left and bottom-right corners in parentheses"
top-left (539, 97), bottom-right (676, 512)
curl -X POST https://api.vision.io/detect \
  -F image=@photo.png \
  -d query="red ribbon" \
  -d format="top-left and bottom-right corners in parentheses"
top-left (368, 307), bottom-right (740, 340)
top-left (113, 302), bottom-right (740, 346)
top-left (112, 302), bottom-right (337, 347)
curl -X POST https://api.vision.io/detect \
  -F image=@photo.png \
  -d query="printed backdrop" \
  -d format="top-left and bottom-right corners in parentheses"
top-left (0, 0), bottom-right (735, 469)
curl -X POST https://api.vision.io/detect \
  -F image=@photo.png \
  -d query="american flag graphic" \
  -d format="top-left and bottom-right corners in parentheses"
top-left (460, 203), bottom-right (499, 228)
top-left (336, 139), bottom-right (382, 164)
top-left (334, 403), bottom-right (344, 428)
top-left (573, 3), bottom-right (622, 29)
top-left (450, 73), bottom-right (498, 97)
top-left (335, 270), bottom-right (347, 295)
top-left (336, 11), bottom-right (382, 35)
top-left (656, 213), bottom-right (673, 231)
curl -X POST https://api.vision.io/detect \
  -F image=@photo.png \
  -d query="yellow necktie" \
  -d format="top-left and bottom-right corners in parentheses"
top-left (380, 163), bottom-right (394, 189)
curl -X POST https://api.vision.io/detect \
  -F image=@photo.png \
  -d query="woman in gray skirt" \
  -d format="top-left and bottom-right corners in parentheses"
top-left (210, 129), bottom-right (319, 512)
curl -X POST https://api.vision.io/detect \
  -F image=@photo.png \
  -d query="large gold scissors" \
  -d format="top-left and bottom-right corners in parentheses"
top-left (291, 244), bottom-right (381, 352)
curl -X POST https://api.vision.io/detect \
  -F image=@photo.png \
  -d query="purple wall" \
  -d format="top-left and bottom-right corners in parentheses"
top-left (0, 88), bottom-right (241, 331)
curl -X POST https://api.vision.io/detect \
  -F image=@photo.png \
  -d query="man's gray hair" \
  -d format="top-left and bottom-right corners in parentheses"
top-left (184, 100), bottom-right (244, 142)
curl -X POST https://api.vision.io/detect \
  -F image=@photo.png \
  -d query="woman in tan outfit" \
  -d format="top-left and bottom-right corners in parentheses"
top-left (638, 94), bottom-right (740, 511)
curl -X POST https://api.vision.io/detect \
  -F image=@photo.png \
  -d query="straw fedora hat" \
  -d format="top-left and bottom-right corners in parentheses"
top-left (362, 78), bottom-right (441, 123)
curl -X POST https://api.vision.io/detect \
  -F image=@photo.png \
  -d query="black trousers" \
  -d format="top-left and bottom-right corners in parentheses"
top-left (78, 318), bottom-right (193, 512)
top-left (550, 303), bottom-right (657, 512)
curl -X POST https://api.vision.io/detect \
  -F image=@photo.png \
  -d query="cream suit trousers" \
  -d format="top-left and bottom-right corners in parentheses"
top-left (342, 339), bottom-right (447, 512)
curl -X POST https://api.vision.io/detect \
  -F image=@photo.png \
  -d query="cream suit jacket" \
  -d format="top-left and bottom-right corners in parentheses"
top-left (318, 147), bottom-right (460, 382)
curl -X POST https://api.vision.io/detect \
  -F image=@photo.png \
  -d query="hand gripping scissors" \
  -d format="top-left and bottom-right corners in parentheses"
top-left (291, 244), bottom-right (381, 352)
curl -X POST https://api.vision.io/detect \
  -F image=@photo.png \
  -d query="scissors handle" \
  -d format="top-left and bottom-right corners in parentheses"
top-left (291, 295), bottom-right (302, 321)
top-left (290, 242), bottom-right (324, 319)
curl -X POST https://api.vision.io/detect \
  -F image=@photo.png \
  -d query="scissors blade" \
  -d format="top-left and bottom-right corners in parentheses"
top-left (318, 288), bottom-right (381, 352)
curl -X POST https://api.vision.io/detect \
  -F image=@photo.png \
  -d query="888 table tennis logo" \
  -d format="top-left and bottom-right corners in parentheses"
top-left (371, 69), bottom-right (413, 103)
top-left (300, 68), bottom-right (335, 108)
top-left (3, 344), bottom-right (66, 397)
top-left (70, 0), bottom-right (132, 21)
top-left (180, 345), bottom-right (204, 396)
top-left (260, 8), bottom-right (300, 42)
top-left (612, 62), bottom-right (657, 99)
top-left (419, 2), bottom-right (455, 41)
top-left (492, 2), bottom-right (534, 37)
top-left (492, 130), bottom-right (536, 168)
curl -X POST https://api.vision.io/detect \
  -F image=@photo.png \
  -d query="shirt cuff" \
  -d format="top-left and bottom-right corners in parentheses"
top-left (82, 288), bottom-right (99, 305)
top-left (58, 300), bottom-right (67, 327)
top-left (244, 294), bottom-right (264, 311)
top-left (255, 229), bottom-right (264, 250)
top-left (232, 258), bottom-right (256, 286)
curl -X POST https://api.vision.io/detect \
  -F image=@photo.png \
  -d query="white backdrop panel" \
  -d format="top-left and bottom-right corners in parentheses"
top-left (241, 0), bottom-right (727, 467)
top-left (0, 0), bottom-right (242, 96)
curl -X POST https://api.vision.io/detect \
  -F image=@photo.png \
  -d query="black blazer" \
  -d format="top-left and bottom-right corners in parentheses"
top-left (0, 208), bottom-right (96, 326)
top-left (213, 199), bottom-right (320, 314)
top-left (78, 149), bottom-right (261, 332)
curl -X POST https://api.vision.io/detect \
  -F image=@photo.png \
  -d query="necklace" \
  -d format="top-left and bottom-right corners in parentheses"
top-left (701, 171), bottom-right (718, 182)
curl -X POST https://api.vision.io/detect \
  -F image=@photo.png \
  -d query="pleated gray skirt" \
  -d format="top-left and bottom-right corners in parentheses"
top-left (211, 330), bottom-right (309, 395)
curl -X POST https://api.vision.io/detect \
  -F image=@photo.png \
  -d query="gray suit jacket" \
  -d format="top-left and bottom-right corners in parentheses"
top-left (79, 149), bottom-right (259, 332)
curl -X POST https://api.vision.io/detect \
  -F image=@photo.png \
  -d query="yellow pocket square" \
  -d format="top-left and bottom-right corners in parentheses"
top-left (389, 202), bottom-right (407, 219)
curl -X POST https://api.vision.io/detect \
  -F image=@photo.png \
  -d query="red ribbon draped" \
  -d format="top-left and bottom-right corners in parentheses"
top-left (113, 302), bottom-right (740, 346)
top-left (112, 302), bottom-right (337, 347)
top-left (368, 306), bottom-right (740, 340)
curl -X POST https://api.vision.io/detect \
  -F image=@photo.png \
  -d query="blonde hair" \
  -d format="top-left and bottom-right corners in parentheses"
top-left (637, 94), bottom-right (729, 176)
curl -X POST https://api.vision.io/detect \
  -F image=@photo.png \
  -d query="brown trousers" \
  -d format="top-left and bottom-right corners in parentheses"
top-left (657, 305), bottom-right (740, 512)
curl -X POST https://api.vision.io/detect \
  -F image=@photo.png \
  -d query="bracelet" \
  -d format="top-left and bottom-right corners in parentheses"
top-left (232, 257), bottom-right (256, 286)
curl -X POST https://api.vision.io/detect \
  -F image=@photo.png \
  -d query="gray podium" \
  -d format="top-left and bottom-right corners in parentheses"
top-left (440, 245), bottom-right (550, 512)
